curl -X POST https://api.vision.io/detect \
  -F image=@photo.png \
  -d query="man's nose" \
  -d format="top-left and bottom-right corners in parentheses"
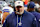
top-left (18, 8), bottom-right (21, 12)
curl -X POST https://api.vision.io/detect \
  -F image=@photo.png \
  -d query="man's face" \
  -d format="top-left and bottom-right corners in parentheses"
top-left (15, 6), bottom-right (24, 14)
top-left (27, 8), bottom-right (34, 12)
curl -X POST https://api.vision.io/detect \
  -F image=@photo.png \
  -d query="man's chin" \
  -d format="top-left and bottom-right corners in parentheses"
top-left (16, 12), bottom-right (23, 15)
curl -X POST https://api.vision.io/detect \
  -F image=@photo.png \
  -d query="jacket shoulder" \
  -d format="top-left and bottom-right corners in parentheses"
top-left (25, 11), bottom-right (35, 17)
top-left (5, 12), bottom-right (15, 20)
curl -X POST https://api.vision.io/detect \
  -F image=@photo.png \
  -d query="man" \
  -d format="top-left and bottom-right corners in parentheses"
top-left (27, 1), bottom-right (38, 17)
top-left (35, 5), bottom-right (40, 27)
top-left (1, 6), bottom-right (14, 24)
top-left (3, 1), bottom-right (37, 27)
top-left (27, 1), bottom-right (40, 27)
top-left (0, 1), bottom-right (8, 24)
top-left (35, 1), bottom-right (40, 27)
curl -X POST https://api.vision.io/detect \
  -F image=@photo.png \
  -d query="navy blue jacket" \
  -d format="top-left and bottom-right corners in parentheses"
top-left (36, 13), bottom-right (40, 27)
top-left (3, 11), bottom-right (37, 27)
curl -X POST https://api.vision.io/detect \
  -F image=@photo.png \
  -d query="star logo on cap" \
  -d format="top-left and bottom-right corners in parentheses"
top-left (18, 2), bottom-right (20, 4)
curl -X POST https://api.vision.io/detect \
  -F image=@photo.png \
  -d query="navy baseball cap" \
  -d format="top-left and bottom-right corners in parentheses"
top-left (27, 1), bottom-right (35, 8)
